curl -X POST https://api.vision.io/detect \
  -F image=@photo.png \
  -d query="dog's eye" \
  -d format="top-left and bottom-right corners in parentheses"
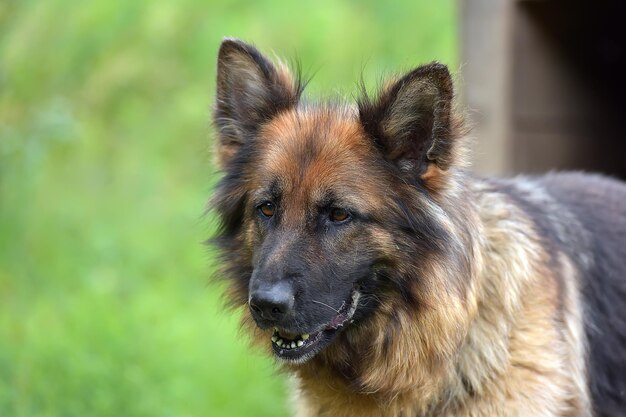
top-left (329, 207), bottom-right (350, 223)
top-left (257, 201), bottom-right (275, 218)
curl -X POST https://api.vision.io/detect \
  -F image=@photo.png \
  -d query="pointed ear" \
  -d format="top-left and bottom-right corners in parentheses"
top-left (358, 63), bottom-right (463, 183)
top-left (214, 38), bottom-right (303, 166)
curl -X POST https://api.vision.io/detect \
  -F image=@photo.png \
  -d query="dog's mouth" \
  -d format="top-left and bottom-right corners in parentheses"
top-left (271, 290), bottom-right (361, 363)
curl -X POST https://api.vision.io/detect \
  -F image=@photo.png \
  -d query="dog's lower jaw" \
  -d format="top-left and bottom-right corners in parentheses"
top-left (271, 290), bottom-right (361, 364)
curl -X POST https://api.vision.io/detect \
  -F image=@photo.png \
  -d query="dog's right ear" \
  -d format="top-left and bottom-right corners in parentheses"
top-left (358, 63), bottom-right (465, 189)
top-left (214, 38), bottom-right (303, 166)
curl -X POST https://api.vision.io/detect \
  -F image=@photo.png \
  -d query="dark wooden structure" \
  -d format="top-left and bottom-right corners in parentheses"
top-left (461, 0), bottom-right (626, 178)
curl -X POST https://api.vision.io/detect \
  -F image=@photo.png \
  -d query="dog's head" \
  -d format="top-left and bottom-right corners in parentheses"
top-left (211, 39), bottom-right (473, 367)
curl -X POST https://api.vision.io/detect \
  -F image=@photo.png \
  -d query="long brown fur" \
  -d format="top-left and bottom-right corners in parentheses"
top-left (211, 39), bottom-right (626, 417)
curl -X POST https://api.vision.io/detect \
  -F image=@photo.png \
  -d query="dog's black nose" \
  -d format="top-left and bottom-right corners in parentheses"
top-left (249, 282), bottom-right (294, 322)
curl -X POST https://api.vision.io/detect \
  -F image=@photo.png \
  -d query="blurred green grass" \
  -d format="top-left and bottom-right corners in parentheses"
top-left (0, 1), bottom-right (457, 416)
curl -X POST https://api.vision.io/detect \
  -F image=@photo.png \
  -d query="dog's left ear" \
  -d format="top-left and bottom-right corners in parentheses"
top-left (214, 38), bottom-right (303, 166)
top-left (359, 63), bottom-right (462, 184)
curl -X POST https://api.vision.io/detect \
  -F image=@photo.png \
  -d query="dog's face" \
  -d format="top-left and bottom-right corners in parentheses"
top-left (229, 109), bottom-right (394, 362)
top-left (212, 39), bottom-right (469, 365)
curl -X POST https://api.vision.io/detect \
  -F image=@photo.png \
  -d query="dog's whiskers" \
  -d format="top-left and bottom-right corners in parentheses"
top-left (311, 299), bottom-right (340, 314)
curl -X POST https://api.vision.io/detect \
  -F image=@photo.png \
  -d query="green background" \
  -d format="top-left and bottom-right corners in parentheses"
top-left (0, 1), bottom-right (457, 416)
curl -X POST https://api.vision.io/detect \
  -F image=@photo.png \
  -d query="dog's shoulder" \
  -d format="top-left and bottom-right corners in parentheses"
top-left (502, 172), bottom-right (626, 417)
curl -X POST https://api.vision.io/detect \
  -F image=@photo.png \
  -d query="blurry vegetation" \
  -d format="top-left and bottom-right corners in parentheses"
top-left (0, 1), bottom-right (456, 416)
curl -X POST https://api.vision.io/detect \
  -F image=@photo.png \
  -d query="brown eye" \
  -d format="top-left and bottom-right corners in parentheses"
top-left (258, 202), bottom-right (275, 218)
top-left (329, 207), bottom-right (350, 223)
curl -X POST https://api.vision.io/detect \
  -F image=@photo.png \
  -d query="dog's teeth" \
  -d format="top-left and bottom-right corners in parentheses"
top-left (276, 339), bottom-right (283, 347)
top-left (297, 340), bottom-right (304, 347)
top-left (290, 342), bottom-right (296, 348)
top-left (271, 335), bottom-right (277, 342)
top-left (301, 334), bottom-right (309, 340)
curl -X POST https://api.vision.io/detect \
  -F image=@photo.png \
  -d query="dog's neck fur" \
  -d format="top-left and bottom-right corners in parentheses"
top-left (288, 178), bottom-right (590, 417)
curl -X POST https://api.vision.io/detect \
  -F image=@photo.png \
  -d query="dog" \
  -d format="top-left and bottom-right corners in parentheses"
top-left (210, 38), bottom-right (626, 417)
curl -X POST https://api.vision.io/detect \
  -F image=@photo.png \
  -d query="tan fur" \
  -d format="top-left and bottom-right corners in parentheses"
top-left (229, 112), bottom-right (591, 416)
top-left (214, 44), bottom-right (592, 416)
top-left (284, 183), bottom-right (590, 417)
top-left (227, 107), bottom-right (591, 416)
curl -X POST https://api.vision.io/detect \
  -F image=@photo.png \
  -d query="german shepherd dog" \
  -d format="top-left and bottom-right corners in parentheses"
top-left (211, 38), bottom-right (626, 417)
